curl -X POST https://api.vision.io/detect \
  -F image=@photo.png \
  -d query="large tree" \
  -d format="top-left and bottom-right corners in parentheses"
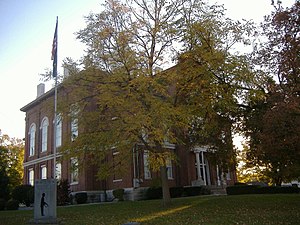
top-left (242, 2), bottom-right (300, 185)
top-left (61, 0), bottom-right (261, 205)
top-left (0, 131), bottom-right (24, 200)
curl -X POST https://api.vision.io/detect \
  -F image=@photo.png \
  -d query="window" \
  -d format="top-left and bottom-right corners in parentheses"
top-left (28, 169), bottom-right (34, 186)
top-left (71, 118), bottom-right (78, 141)
top-left (226, 169), bottom-right (231, 181)
top-left (56, 114), bottom-right (62, 147)
top-left (166, 158), bottom-right (173, 179)
top-left (70, 158), bottom-right (79, 184)
top-left (143, 151), bottom-right (151, 179)
top-left (29, 124), bottom-right (36, 156)
top-left (70, 105), bottom-right (79, 141)
top-left (41, 117), bottom-right (49, 152)
top-left (112, 149), bottom-right (122, 182)
top-left (41, 165), bottom-right (47, 179)
top-left (56, 162), bottom-right (62, 180)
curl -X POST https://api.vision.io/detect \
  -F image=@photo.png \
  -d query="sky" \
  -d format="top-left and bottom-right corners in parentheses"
top-left (0, 0), bottom-right (296, 140)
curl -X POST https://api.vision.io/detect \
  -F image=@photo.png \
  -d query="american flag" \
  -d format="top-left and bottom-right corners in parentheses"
top-left (51, 17), bottom-right (58, 78)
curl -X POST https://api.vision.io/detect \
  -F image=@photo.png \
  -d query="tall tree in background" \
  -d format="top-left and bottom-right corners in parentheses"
top-left (243, 2), bottom-right (300, 185)
top-left (61, 0), bottom-right (261, 205)
top-left (0, 131), bottom-right (24, 199)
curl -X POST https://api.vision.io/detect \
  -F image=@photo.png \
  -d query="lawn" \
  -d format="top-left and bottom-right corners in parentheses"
top-left (0, 194), bottom-right (299, 225)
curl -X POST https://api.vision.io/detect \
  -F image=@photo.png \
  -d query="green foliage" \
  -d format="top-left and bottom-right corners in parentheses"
top-left (0, 133), bottom-right (24, 199)
top-left (57, 179), bottom-right (71, 206)
top-left (75, 192), bottom-right (87, 204)
top-left (0, 168), bottom-right (10, 201)
top-left (226, 185), bottom-right (300, 195)
top-left (112, 189), bottom-right (125, 201)
top-left (6, 199), bottom-right (19, 210)
top-left (0, 199), bottom-right (5, 211)
top-left (12, 185), bottom-right (34, 207)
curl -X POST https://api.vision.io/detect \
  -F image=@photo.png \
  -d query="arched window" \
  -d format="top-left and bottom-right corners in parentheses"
top-left (41, 117), bottom-right (49, 152)
top-left (29, 124), bottom-right (36, 156)
top-left (28, 168), bottom-right (34, 186)
top-left (41, 165), bottom-right (47, 179)
top-left (56, 114), bottom-right (62, 147)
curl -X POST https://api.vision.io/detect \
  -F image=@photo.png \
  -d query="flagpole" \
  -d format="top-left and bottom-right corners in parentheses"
top-left (52, 16), bottom-right (58, 179)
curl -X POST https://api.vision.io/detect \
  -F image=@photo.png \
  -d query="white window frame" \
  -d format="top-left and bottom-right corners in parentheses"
top-left (41, 117), bottom-right (49, 152)
top-left (29, 124), bottom-right (36, 156)
top-left (29, 168), bottom-right (34, 186)
top-left (143, 150), bottom-right (151, 179)
top-left (41, 165), bottom-right (47, 179)
top-left (56, 114), bottom-right (62, 147)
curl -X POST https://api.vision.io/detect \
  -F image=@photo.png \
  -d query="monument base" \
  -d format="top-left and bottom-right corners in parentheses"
top-left (28, 218), bottom-right (61, 224)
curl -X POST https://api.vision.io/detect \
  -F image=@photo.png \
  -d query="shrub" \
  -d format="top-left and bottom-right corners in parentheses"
top-left (184, 186), bottom-right (202, 196)
top-left (170, 187), bottom-right (184, 198)
top-left (113, 189), bottom-right (125, 201)
top-left (146, 187), bottom-right (162, 199)
top-left (226, 185), bottom-right (300, 195)
top-left (0, 199), bottom-right (5, 211)
top-left (6, 199), bottom-right (19, 210)
top-left (12, 185), bottom-right (34, 207)
top-left (234, 182), bottom-right (247, 186)
top-left (75, 192), bottom-right (87, 204)
top-left (57, 179), bottom-right (71, 206)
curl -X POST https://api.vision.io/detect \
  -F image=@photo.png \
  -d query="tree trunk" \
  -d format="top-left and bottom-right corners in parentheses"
top-left (160, 165), bottom-right (171, 207)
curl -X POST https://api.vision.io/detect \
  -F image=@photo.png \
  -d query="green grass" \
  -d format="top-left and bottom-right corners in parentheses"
top-left (0, 194), bottom-right (299, 225)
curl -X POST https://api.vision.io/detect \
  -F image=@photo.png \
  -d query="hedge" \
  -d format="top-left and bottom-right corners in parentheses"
top-left (75, 192), bottom-right (88, 204)
top-left (113, 189), bottom-right (125, 201)
top-left (226, 185), bottom-right (300, 195)
top-left (6, 199), bottom-right (19, 210)
top-left (0, 199), bottom-right (5, 211)
top-left (146, 186), bottom-right (211, 199)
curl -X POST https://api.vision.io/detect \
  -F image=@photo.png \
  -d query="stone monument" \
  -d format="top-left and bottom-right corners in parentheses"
top-left (32, 179), bottom-right (57, 224)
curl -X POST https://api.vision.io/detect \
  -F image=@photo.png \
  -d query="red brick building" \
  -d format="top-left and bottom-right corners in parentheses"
top-left (21, 83), bottom-right (236, 201)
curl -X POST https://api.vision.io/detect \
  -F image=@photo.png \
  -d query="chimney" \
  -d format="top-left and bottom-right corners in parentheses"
top-left (37, 83), bottom-right (45, 98)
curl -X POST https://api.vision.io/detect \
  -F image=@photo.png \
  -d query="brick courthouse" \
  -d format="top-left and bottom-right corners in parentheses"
top-left (21, 82), bottom-right (236, 201)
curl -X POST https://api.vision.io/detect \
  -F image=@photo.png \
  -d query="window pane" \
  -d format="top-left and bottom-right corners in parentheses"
top-left (29, 124), bottom-right (36, 156)
top-left (41, 118), bottom-right (48, 152)
top-left (29, 169), bottom-right (34, 186)
top-left (41, 166), bottom-right (47, 179)
top-left (56, 114), bottom-right (62, 147)
top-left (56, 163), bottom-right (62, 180)
top-left (143, 151), bottom-right (151, 179)
top-left (70, 158), bottom-right (78, 183)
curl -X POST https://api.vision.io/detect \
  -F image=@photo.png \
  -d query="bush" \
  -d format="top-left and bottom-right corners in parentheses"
top-left (184, 186), bottom-right (202, 196)
top-left (0, 199), bottom-right (5, 211)
top-left (146, 187), bottom-right (162, 199)
top-left (75, 192), bottom-right (87, 204)
top-left (170, 187), bottom-right (184, 198)
top-left (12, 185), bottom-right (34, 207)
top-left (57, 179), bottom-right (71, 206)
top-left (113, 189), bottom-right (125, 201)
top-left (226, 185), bottom-right (300, 195)
top-left (6, 199), bottom-right (19, 210)
top-left (234, 182), bottom-right (247, 186)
